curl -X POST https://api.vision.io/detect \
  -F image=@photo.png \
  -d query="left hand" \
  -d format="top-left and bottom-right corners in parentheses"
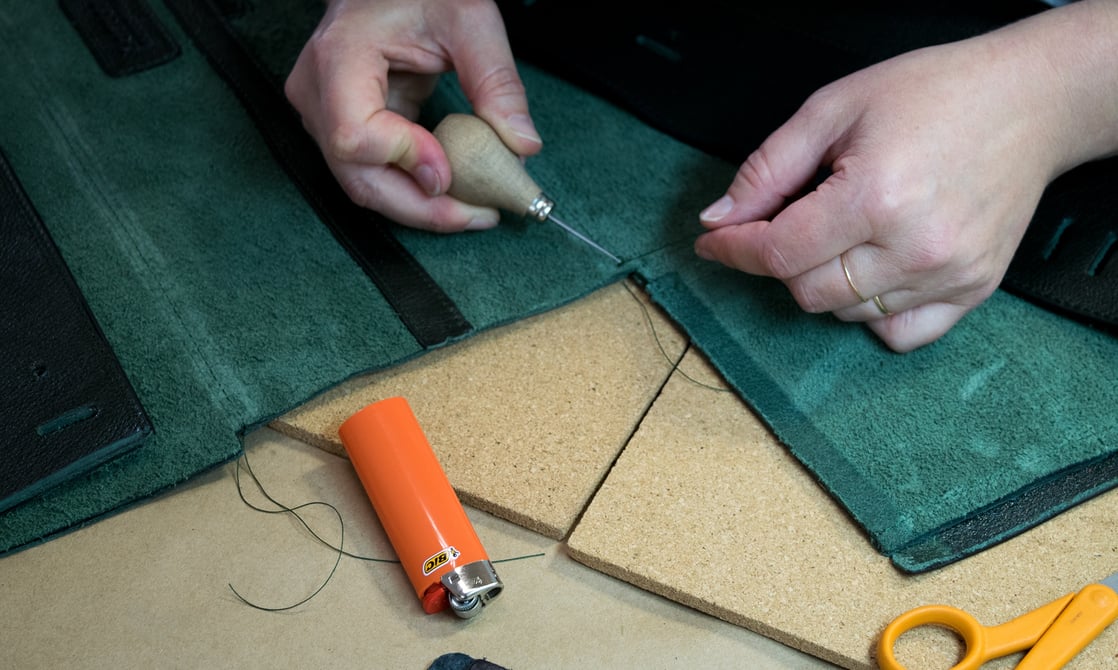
top-left (284, 0), bottom-right (541, 233)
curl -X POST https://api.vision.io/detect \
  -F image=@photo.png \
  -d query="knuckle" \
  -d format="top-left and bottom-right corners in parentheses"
top-left (786, 277), bottom-right (828, 313)
top-left (758, 238), bottom-right (795, 279)
top-left (305, 26), bottom-right (343, 72)
top-left (282, 69), bottom-right (302, 108)
top-left (881, 333), bottom-right (917, 354)
top-left (325, 124), bottom-right (365, 162)
top-left (860, 172), bottom-right (912, 225)
top-left (796, 83), bottom-right (846, 133)
top-left (473, 64), bottom-right (527, 102)
top-left (337, 172), bottom-right (458, 233)
top-left (737, 147), bottom-right (779, 196)
top-left (908, 241), bottom-right (955, 275)
top-left (881, 316), bottom-right (937, 353)
top-left (898, 220), bottom-right (961, 276)
top-left (803, 81), bottom-right (841, 112)
top-left (328, 111), bottom-right (414, 166)
top-left (337, 173), bottom-right (380, 211)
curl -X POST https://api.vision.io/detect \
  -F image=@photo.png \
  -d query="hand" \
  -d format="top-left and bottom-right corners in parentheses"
top-left (694, 1), bottom-right (1118, 352)
top-left (285, 0), bottom-right (542, 232)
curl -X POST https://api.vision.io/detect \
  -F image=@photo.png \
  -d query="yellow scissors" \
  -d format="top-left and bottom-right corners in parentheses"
top-left (877, 572), bottom-right (1118, 669)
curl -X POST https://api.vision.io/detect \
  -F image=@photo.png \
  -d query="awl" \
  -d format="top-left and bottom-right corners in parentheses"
top-left (432, 113), bottom-right (621, 264)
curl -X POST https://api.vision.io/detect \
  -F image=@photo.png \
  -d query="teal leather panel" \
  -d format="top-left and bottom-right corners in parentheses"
top-left (2, 1), bottom-right (1115, 573)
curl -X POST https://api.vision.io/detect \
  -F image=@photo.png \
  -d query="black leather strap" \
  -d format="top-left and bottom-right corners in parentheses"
top-left (59, 0), bottom-right (181, 77)
top-left (163, 0), bottom-right (472, 348)
top-left (1003, 159), bottom-right (1118, 331)
top-left (0, 148), bottom-right (153, 513)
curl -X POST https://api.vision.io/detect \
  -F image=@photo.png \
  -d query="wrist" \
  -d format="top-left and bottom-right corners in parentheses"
top-left (992, 0), bottom-right (1118, 177)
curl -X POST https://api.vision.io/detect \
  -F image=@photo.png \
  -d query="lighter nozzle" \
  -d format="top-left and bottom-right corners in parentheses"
top-left (442, 561), bottom-right (503, 620)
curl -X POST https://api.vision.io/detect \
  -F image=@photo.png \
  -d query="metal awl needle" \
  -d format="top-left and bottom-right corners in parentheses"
top-left (545, 212), bottom-right (621, 264)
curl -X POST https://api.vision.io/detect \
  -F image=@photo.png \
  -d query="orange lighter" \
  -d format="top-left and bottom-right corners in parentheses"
top-left (338, 396), bottom-right (503, 618)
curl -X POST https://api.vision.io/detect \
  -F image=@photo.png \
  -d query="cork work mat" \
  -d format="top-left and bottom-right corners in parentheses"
top-left (277, 284), bottom-right (1117, 668)
top-left (567, 349), bottom-right (1118, 669)
top-left (273, 279), bottom-right (686, 539)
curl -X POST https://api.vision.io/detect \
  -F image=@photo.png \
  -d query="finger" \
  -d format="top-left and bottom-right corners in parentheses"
top-left (783, 244), bottom-right (904, 315)
top-left (309, 38), bottom-right (451, 196)
top-left (865, 302), bottom-right (971, 353)
top-left (779, 254), bottom-right (866, 315)
top-left (443, 4), bottom-right (542, 156)
top-left (694, 220), bottom-right (774, 274)
top-left (698, 93), bottom-right (847, 229)
top-left (694, 178), bottom-right (872, 281)
top-left (832, 290), bottom-right (907, 322)
top-left (384, 71), bottom-right (441, 121)
top-left (332, 161), bottom-right (501, 233)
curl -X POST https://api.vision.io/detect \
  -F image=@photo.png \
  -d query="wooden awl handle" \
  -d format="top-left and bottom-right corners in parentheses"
top-left (432, 113), bottom-right (551, 220)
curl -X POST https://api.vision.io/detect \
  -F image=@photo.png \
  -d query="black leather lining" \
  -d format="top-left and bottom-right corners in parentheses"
top-left (59, 0), bottom-right (181, 77)
top-left (499, 0), bottom-right (1116, 332)
top-left (162, 0), bottom-right (472, 348)
top-left (1004, 159), bottom-right (1118, 331)
top-left (0, 148), bottom-right (153, 514)
top-left (896, 449), bottom-right (1118, 570)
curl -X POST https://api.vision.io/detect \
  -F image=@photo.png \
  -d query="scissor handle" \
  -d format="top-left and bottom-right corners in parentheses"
top-left (878, 593), bottom-right (1081, 670)
top-left (876, 604), bottom-right (988, 670)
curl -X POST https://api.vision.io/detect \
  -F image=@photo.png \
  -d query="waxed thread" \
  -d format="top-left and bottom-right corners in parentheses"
top-left (622, 280), bottom-right (731, 394)
top-left (228, 280), bottom-right (708, 610)
top-left (229, 450), bottom-right (543, 612)
top-left (228, 453), bottom-right (353, 612)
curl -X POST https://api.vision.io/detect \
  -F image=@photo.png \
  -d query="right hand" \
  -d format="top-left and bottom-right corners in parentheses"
top-left (284, 0), bottom-right (542, 232)
top-left (694, 0), bottom-right (1118, 352)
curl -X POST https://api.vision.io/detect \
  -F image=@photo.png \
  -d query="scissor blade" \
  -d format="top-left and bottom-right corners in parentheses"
top-left (1016, 574), bottom-right (1118, 670)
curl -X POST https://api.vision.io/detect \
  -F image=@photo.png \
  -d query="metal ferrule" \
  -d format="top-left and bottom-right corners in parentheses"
top-left (441, 560), bottom-right (503, 619)
top-left (526, 193), bottom-right (554, 222)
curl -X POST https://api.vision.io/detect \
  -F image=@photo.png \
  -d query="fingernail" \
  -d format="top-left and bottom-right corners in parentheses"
top-left (506, 114), bottom-right (542, 145)
top-left (699, 195), bottom-right (734, 222)
top-left (465, 213), bottom-right (499, 231)
top-left (415, 163), bottom-right (441, 196)
top-left (694, 241), bottom-right (714, 261)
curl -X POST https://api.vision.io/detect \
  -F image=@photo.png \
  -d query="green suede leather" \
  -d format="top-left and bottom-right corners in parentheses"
top-left (1, 1), bottom-right (1115, 572)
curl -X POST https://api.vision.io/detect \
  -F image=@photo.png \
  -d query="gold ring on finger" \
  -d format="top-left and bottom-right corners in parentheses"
top-left (840, 252), bottom-right (868, 303)
top-left (873, 295), bottom-right (893, 316)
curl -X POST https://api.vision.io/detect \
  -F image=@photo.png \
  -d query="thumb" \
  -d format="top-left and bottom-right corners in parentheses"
top-left (444, 5), bottom-right (542, 156)
top-left (700, 95), bottom-right (846, 228)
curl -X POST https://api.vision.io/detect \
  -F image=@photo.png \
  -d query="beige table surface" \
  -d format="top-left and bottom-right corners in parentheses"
top-left (3, 280), bottom-right (1115, 669)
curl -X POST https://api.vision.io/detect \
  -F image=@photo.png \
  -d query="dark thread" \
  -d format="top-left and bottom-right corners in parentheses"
top-left (228, 453), bottom-right (354, 611)
top-left (229, 450), bottom-right (544, 611)
top-left (236, 453), bottom-right (398, 564)
top-left (621, 281), bottom-right (730, 394)
top-left (493, 552), bottom-right (546, 564)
